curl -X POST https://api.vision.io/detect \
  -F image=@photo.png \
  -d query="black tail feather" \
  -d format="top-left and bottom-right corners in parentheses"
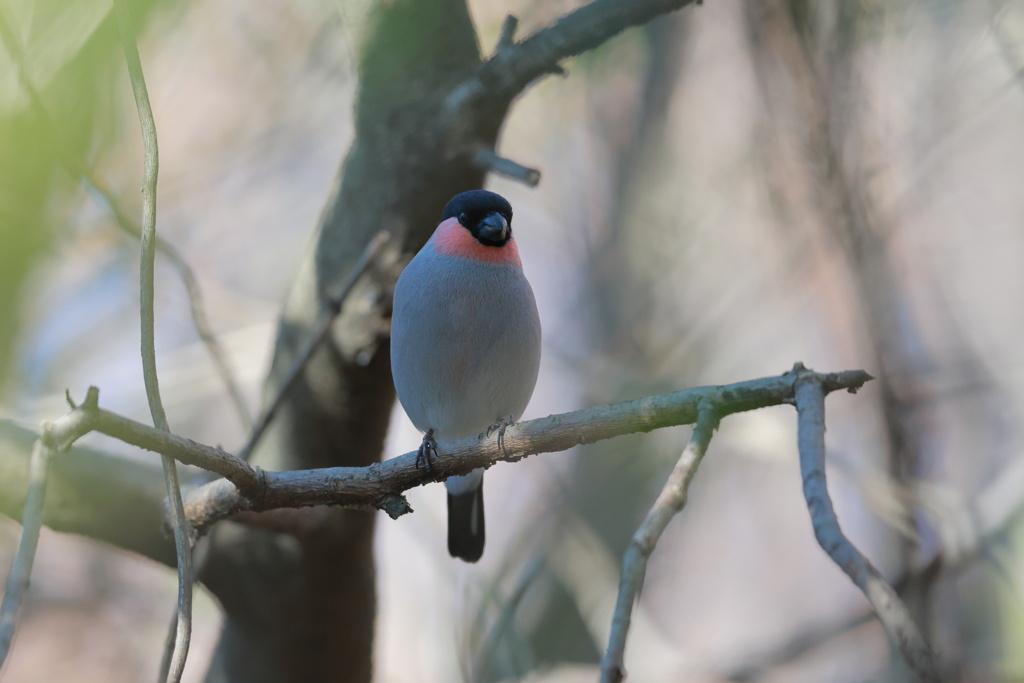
top-left (447, 485), bottom-right (485, 562)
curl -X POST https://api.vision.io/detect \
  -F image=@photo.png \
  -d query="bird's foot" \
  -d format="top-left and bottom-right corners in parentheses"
top-left (416, 429), bottom-right (439, 479)
top-left (486, 414), bottom-right (515, 452)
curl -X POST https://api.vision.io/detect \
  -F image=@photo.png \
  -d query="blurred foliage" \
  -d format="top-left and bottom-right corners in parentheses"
top-left (0, 0), bottom-right (156, 394)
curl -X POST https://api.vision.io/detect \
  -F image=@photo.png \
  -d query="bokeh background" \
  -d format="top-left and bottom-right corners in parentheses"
top-left (1, 0), bottom-right (1023, 681)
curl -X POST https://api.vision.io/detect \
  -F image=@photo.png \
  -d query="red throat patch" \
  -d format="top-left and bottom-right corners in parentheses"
top-left (430, 217), bottom-right (523, 267)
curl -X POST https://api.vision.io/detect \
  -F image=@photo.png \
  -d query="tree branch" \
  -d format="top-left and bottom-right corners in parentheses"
top-left (90, 407), bottom-right (259, 494)
top-left (1, 369), bottom-right (872, 543)
top-left (794, 366), bottom-right (941, 682)
top-left (445, 0), bottom-right (699, 116)
top-left (0, 366), bottom-right (874, 554)
top-left (182, 367), bottom-right (872, 533)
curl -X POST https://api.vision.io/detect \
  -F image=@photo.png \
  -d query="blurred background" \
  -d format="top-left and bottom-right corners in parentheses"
top-left (1, 0), bottom-right (1023, 681)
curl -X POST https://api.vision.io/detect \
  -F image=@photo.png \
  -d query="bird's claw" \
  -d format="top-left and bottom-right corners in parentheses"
top-left (486, 414), bottom-right (515, 452)
top-left (416, 429), bottom-right (439, 479)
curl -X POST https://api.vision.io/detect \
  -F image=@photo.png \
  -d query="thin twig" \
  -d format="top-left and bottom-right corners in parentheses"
top-left (157, 534), bottom-right (210, 683)
top-left (237, 231), bottom-right (389, 461)
top-left (599, 403), bottom-right (719, 683)
top-left (793, 365), bottom-right (941, 682)
top-left (146, 242), bottom-right (253, 430)
top-left (496, 15), bottom-right (519, 52)
top-left (473, 147), bottom-right (541, 186)
top-left (0, 438), bottom-right (53, 667)
top-left (112, 4), bottom-right (193, 682)
top-left (0, 388), bottom-right (99, 667)
top-left (0, 5), bottom-right (252, 432)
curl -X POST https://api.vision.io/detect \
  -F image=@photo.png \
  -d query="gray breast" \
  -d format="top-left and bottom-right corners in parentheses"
top-left (390, 250), bottom-right (542, 441)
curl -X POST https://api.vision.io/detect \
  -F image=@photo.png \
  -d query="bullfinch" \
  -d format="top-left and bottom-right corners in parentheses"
top-left (390, 190), bottom-right (542, 562)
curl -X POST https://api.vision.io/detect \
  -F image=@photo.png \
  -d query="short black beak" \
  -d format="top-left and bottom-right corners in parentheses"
top-left (477, 212), bottom-right (508, 243)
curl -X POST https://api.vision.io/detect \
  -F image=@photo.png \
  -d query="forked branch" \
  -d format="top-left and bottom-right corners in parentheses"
top-left (794, 367), bottom-right (941, 682)
top-left (597, 363), bottom-right (940, 682)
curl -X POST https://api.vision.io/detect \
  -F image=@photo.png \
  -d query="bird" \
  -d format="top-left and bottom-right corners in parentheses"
top-left (390, 190), bottom-right (542, 562)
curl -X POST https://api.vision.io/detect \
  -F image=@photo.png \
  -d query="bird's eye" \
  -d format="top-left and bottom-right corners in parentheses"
top-left (459, 212), bottom-right (468, 224)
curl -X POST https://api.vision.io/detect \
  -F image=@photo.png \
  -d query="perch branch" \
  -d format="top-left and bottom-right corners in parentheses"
top-left (600, 403), bottom-right (719, 683)
top-left (182, 367), bottom-right (872, 534)
top-left (0, 366), bottom-right (871, 669)
top-left (794, 366), bottom-right (940, 682)
top-left (113, 4), bottom-right (192, 680)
